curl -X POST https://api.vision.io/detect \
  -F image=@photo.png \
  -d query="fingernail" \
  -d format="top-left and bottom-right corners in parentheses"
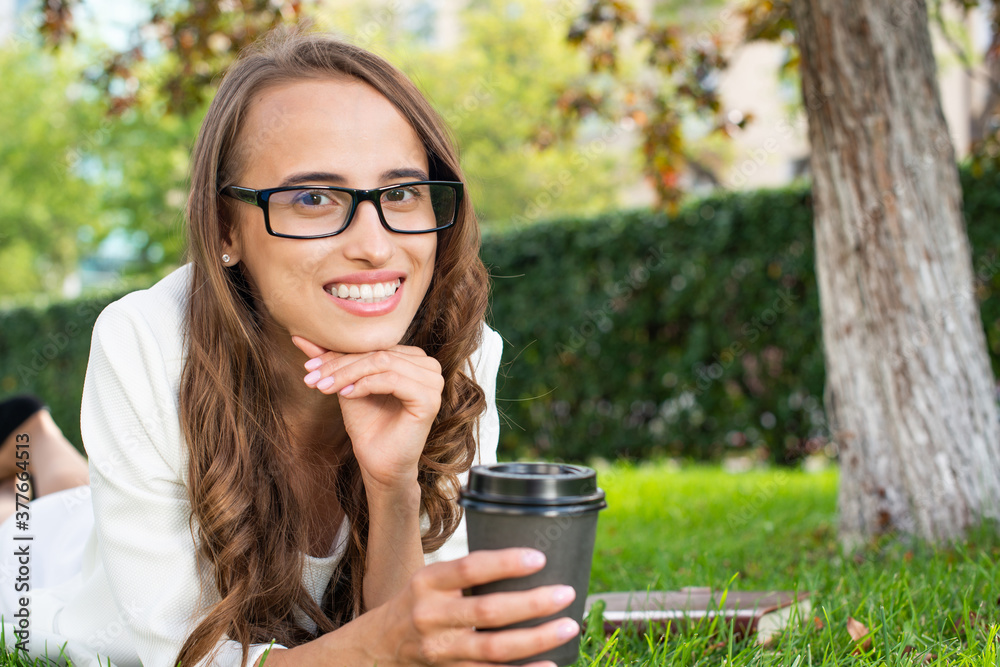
top-left (522, 550), bottom-right (545, 568)
top-left (339, 383), bottom-right (355, 396)
top-left (552, 586), bottom-right (575, 605)
top-left (556, 620), bottom-right (578, 641)
top-left (304, 370), bottom-right (322, 385)
top-left (316, 376), bottom-right (336, 391)
top-left (304, 358), bottom-right (322, 371)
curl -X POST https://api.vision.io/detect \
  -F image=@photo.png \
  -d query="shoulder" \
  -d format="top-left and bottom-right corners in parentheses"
top-left (90, 264), bottom-right (192, 363)
top-left (93, 263), bottom-right (191, 340)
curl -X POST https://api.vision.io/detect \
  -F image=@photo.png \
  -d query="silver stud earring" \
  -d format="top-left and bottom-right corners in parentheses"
top-left (222, 254), bottom-right (231, 264)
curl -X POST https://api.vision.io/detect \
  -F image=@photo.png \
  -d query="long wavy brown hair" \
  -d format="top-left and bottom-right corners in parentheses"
top-left (177, 29), bottom-right (489, 667)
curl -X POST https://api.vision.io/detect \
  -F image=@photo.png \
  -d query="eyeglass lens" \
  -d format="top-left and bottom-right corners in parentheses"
top-left (266, 184), bottom-right (456, 236)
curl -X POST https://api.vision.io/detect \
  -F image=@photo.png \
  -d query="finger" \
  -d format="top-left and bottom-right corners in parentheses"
top-left (466, 586), bottom-right (576, 630)
top-left (448, 618), bottom-right (580, 665)
top-left (291, 335), bottom-right (328, 358)
top-left (335, 371), bottom-right (443, 410)
top-left (424, 585), bottom-right (576, 631)
top-left (419, 549), bottom-right (547, 591)
top-left (338, 349), bottom-right (441, 375)
top-left (385, 344), bottom-right (431, 358)
top-left (447, 662), bottom-right (557, 667)
top-left (446, 662), bottom-right (557, 667)
top-left (308, 349), bottom-right (438, 385)
top-left (317, 352), bottom-right (442, 395)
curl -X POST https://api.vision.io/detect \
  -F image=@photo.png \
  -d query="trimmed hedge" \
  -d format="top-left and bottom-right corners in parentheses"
top-left (483, 168), bottom-right (1000, 462)
top-left (3, 170), bottom-right (999, 461)
top-left (482, 189), bottom-right (824, 462)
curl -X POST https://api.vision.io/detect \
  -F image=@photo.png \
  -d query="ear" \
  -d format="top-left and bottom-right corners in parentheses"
top-left (220, 214), bottom-right (243, 266)
top-left (221, 235), bottom-right (242, 266)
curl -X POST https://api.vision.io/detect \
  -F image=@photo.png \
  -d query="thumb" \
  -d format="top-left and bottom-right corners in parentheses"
top-left (291, 335), bottom-right (329, 359)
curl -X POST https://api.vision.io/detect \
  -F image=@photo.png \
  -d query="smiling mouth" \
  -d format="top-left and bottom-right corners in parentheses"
top-left (324, 279), bottom-right (401, 303)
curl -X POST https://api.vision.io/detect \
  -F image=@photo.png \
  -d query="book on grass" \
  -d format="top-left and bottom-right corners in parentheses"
top-left (584, 587), bottom-right (812, 644)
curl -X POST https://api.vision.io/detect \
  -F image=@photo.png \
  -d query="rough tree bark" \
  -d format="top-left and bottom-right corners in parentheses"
top-left (791, 0), bottom-right (1000, 548)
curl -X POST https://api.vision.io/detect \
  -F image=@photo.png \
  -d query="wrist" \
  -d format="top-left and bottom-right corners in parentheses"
top-left (363, 473), bottom-right (421, 507)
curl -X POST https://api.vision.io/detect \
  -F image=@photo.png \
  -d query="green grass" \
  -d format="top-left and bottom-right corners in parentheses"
top-left (2, 461), bottom-right (998, 665)
top-left (577, 461), bottom-right (1000, 666)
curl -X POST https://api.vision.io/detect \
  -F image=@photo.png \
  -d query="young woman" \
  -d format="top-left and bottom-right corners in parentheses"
top-left (0, 31), bottom-right (578, 667)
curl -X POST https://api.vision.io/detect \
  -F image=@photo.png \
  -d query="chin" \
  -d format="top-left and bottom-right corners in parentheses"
top-left (320, 329), bottom-right (409, 354)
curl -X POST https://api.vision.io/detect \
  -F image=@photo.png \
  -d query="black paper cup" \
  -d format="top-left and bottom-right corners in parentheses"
top-left (460, 462), bottom-right (607, 666)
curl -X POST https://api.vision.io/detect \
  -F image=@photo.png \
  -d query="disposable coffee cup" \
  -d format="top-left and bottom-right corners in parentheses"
top-left (460, 462), bottom-right (607, 666)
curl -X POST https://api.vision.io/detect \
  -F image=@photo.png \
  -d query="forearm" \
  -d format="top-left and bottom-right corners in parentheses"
top-left (254, 607), bottom-right (388, 667)
top-left (362, 480), bottom-right (424, 611)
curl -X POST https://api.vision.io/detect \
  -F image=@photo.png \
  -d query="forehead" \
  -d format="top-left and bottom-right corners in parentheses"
top-left (235, 77), bottom-right (428, 183)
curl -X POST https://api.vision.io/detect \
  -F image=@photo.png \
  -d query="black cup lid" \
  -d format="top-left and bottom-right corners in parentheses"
top-left (461, 462), bottom-right (606, 507)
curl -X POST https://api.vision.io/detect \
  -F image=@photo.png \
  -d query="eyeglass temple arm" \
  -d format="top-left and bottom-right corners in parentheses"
top-left (222, 186), bottom-right (260, 206)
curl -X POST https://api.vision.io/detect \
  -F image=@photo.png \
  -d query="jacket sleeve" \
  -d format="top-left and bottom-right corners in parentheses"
top-left (79, 297), bottom-right (284, 667)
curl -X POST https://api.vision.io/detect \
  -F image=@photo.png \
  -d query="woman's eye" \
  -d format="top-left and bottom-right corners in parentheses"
top-left (383, 187), bottom-right (418, 203)
top-left (294, 191), bottom-right (333, 206)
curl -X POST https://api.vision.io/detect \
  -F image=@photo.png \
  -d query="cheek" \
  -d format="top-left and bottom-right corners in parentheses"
top-left (416, 238), bottom-right (438, 284)
top-left (244, 242), bottom-right (332, 315)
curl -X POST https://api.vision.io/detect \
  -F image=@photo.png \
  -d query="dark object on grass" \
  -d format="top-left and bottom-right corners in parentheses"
top-left (0, 394), bottom-right (46, 445)
top-left (585, 588), bottom-right (812, 644)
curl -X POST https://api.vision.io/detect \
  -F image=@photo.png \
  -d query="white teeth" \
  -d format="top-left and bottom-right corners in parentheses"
top-left (327, 279), bottom-right (401, 303)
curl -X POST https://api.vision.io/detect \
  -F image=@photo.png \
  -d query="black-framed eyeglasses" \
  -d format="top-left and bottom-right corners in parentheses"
top-left (220, 180), bottom-right (463, 239)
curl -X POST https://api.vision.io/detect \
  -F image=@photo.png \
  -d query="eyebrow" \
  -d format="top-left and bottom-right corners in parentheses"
top-left (277, 168), bottom-right (430, 188)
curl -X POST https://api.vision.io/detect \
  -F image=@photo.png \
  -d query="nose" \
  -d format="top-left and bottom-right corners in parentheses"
top-left (340, 199), bottom-right (395, 267)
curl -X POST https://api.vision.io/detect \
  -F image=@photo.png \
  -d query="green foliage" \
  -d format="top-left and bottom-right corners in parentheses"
top-left (0, 39), bottom-right (199, 303)
top-left (3, 170), bottom-right (999, 461)
top-left (484, 168), bottom-right (1000, 463)
top-left (0, 42), bottom-right (105, 298)
top-left (484, 185), bottom-right (824, 463)
top-left (89, 83), bottom-right (203, 282)
top-left (346, 0), bottom-right (633, 226)
top-left (0, 286), bottom-right (123, 453)
top-left (959, 167), bottom-right (1000, 364)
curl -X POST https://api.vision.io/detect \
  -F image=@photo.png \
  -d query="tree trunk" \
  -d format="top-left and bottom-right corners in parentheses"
top-left (792, 0), bottom-right (1000, 548)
